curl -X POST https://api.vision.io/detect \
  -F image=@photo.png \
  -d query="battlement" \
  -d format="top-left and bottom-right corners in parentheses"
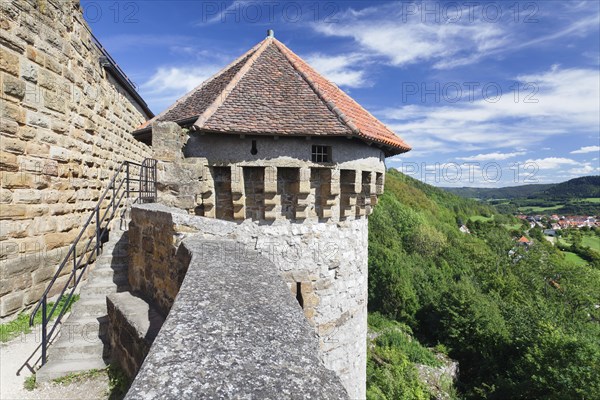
top-left (153, 122), bottom-right (386, 223)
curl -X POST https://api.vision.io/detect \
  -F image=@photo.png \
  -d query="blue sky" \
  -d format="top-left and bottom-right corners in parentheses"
top-left (81, 0), bottom-right (599, 187)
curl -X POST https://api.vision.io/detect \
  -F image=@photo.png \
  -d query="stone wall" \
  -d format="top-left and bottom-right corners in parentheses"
top-left (152, 123), bottom-right (385, 225)
top-left (0, 0), bottom-right (152, 318)
top-left (129, 203), bottom-right (368, 399)
top-left (125, 234), bottom-right (349, 400)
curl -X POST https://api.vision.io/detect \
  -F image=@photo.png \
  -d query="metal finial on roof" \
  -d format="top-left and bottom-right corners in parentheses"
top-left (267, 29), bottom-right (274, 38)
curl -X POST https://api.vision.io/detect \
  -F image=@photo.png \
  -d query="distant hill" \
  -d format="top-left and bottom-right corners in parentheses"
top-left (442, 176), bottom-right (600, 215)
top-left (443, 176), bottom-right (600, 200)
top-left (443, 183), bottom-right (553, 200)
top-left (543, 176), bottom-right (600, 199)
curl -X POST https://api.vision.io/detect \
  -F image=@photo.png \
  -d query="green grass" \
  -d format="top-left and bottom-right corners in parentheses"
top-left (24, 375), bottom-right (36, 391)
top-left (368, 312), bottom-right (441, 367)
top-left (518, 204), bottom-right (563, 213)
top-left (107, 363), bottom-right (131, 399)
top-left (469, 215), bottom-right (494, 222)
top-left (53, 368), bottom-right (105, 385)
top-left (503, 223), bottom-right (523, 231)
top-left (573, 197), bottom-right (600, 203)
top-left (0, 294), bottom-right (79, 343)
top-left (581, 235), bottom-right (600, 252)
top-left (47, 364), bottom-right (130, 399)
top-left (562, 251), bottom-right (588, 266)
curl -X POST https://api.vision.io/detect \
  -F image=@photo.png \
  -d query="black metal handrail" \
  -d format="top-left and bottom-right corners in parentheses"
top-left (29, 159), bottom-right (158, 366)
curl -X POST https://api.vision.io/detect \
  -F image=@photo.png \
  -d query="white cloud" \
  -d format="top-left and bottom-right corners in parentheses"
top-left (568, 164), bottom-right (599, 175)
top-left (379, 67), bottom-right (600, 156)
top-left (570, 145), bottom-right (600, 154)
top-left (140, 66), bottom-right (220, 111)
top-left (312, 2), bottom-right (599, 70)
top-left (303, 53), bottom-right (369, 88)
top-left (524, 157), bottom-right (580, 169)
top-left (458, 151), bottom-right (526, 161)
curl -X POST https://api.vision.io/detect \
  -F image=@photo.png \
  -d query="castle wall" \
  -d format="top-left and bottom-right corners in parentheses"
top-left (128, 203), bottom-right (368, 399)
top-left (0, 0), bottom-right (152, 318)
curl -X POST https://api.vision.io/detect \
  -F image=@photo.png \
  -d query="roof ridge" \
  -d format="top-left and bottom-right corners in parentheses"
top-left (272, 39), bottom-right (359, 135)
top-left (193, 38), bottom-right (272, 129)
top-left (136, 40), bottom-right (264, 131)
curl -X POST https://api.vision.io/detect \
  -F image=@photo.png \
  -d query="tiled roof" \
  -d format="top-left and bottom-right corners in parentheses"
top-left (135, 36), bottom-right (411, 155)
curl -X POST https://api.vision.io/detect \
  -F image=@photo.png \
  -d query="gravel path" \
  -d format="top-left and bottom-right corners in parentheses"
top-left (0, 330), bottom-right (110, 400)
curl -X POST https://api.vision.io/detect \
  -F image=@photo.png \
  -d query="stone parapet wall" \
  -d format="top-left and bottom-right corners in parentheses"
top-left (106, 292), bottom-right (165, 379)
top-left (1, 0), bottom-right (152, 318)
top-left (129, 203), bottom-right (367, 399)
top-left (125, 234), bottom-right (349, 400)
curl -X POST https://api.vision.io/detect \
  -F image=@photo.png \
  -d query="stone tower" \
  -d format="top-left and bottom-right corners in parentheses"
top-left (133, 32), bottom-right (410, 398)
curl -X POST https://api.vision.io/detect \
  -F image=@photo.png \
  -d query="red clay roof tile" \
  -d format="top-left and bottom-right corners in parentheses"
top-left (135, 37), bottom-right (411, 155)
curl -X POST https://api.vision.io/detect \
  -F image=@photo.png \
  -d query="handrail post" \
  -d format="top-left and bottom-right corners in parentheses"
top-left (41, 297), bottom-right (47, 365)
top-left (153, 160), bottom-right (157, 201)
top-left (96, 210), bottom-right (100, 256)
top-left (126, 162), bottom-right (130, 199)
top-left (112, 178), bottom-right (116, 214)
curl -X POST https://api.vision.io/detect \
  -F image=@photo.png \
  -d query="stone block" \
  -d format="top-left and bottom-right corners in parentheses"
top-left (26, 111), bottom-right (50, 128)
top-left (0, 205), bottom-right (28, 220)
top-left (44, 231), bottom-right (77, 251)
top-left (0, 150), bottom-right (19, 171)
top-left (26, 46), bottom-right (45, 66)
top-left (0, 292), bottom-right (24, 316)
top-left (25, 141), bottom-right (50, 156)
top-left (38, 69), bottom-right (57, 91)
top-left (2, 74), bottom-right (25, 99)
top-left (0, 47), bottom-right (19, 76)
top-left (32, 265), bottom-right (58, 285)
top-left (12, 189), bottom-right (42, 204)
top-left (0, 188), bottom-right (13, 203)
top-left (20, 61), bottom-right (37, 83)
top-left (45, 57), bottom-right (62, 75)
top-left (0, 101), bottom-right (25, 124)
top-left (0, 119), bottom-right (18, 137)
top-left (44, 91), bottom-right (66, 113)
top-left (2, 138), bottom-right (25, 155)
top-left (0, 172), bottom-right (34, 189)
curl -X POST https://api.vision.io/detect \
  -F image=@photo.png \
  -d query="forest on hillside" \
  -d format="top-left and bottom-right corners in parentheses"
top-left (366, 170), bottom-right (600, 400)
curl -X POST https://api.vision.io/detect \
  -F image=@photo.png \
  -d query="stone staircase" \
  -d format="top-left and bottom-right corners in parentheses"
top-left (36, 229), bottom-right (131, 382)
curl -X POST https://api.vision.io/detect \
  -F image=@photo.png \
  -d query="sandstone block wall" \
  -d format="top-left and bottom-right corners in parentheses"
top-left (129, 204), bottom-right (368, 399)
top-left (0, 0), bottom-right (152, 318)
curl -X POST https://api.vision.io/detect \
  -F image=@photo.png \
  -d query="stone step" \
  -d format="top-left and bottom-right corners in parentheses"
top-left (68, 295), bottom-right (109, 317)
top-left (81, 281), bottom-right (130, 295)
top-left (58, 316), bottom-right (108, 340)
top-left (96, 254), bottom-right (128, 265)
top-left (90, 266), bottom-right (128, 280)
top-left (36, 357), bottom-right (108, 382)
top-left (49, 338), bottom-right (106, 361)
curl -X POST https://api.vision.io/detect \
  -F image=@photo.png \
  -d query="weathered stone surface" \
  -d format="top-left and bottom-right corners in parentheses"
top-left (125, 236), bottom-right (348, 400)
top-left (129, 204), bottom-right (368, 399)
top-left (0, 47), bottom-right (19, 76)
top-left (2, 73), bottom-right (26, 99)
top-left (107, 292), bottom-right (165, 379)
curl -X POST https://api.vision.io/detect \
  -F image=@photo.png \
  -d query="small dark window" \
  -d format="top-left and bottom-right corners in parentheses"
top-left (296, 282), bottom-right (304, 309)
top-left (251, 140), bottom-right (258, 155)
top-left (311, 145), bottom-right (331, 162)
